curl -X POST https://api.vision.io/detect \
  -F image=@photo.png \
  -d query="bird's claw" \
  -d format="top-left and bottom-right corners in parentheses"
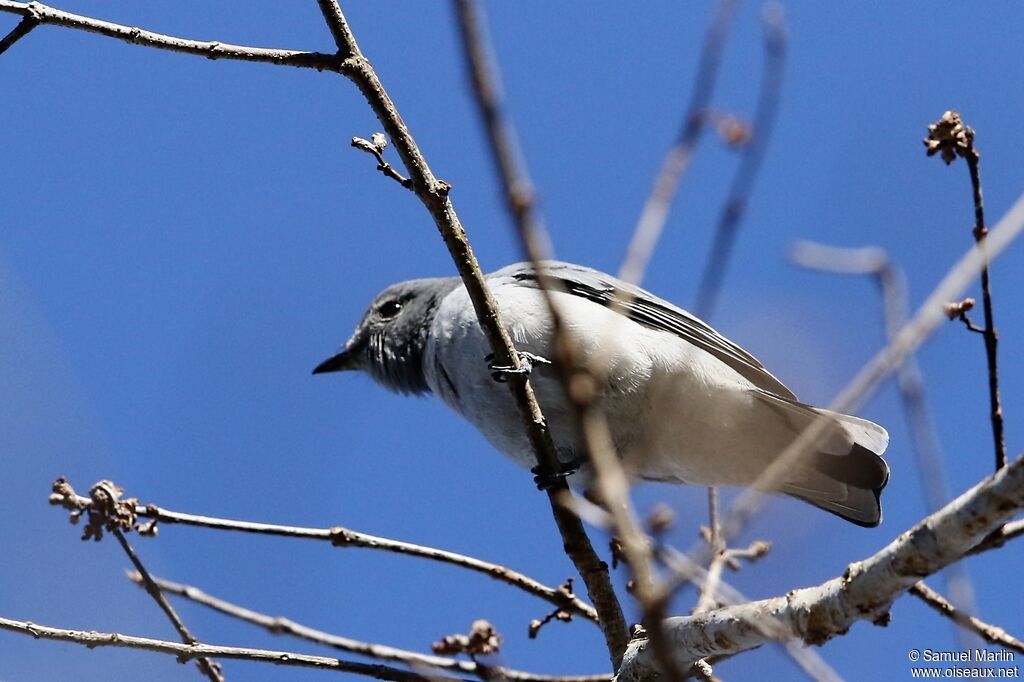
top-left (531, 456), bottom-right (585, 491)
top-left (486, 351), bottom-right (551, 383)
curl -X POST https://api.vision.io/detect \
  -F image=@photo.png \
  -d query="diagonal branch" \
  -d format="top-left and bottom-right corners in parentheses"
top-left (693, 3), bottom-right (787, 318)
top-left (451, 0), bottom-right (633, 665)
top-left (0, 13), bottom-right (37, 54)
top-left (113, 527), bottom-right (224, 682)
top-left (617, 450), bottom-right (1024, 680)
top-left (0, 0), bottom-right (338, 69)
top-left (910, 582), bottom-right (1024, 655)
top-left (620, 0), bottom-right (740, 286)
top-left (312, 0), bottom-right (625, 669)
top-left (715, 188), bottom-right (1024, 543)
top-left (130, 572), bottom-right (611, 682)
top-left (48, 479), bottom-right (597, 624)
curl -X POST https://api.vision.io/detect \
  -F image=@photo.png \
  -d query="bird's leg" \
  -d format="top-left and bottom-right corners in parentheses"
top-left (485, 351), bottom-right (552, 383)
top-left (532, 453), bottom-right (586, 491)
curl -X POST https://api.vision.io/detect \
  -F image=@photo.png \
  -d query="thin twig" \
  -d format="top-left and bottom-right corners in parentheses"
top-left (620, 0), bottom-right (740, 286)
top-left (693, 3), bottom-right (787, 318)
top-left (112, 527), bottom-right (224, 682)
top-left (128, 572), bottom-right (610, 682)
top-left (48, 479), bottom-right (598, 623)
top-left (450, 0), bottom-right (631, 665)
top-left (0, 1), bottom-right (338, 69)
top-left (352, 134), bottom-right (414, 189)
top-left (924, 110), bottom-right (1006, 471)
top-left (0, 12), bottom-right (37, 54)
top-left (0, 616), bottom-right (471, 682)
top-left (910, 582), bottom-right (1024, 654)
top-left (968, 518), bottom-right (1024, 556)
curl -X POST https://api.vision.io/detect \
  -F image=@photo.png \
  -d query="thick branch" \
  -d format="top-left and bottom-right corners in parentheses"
top-left (131, 572), bottom-right (610, 682)
top-left (0, 616), bottom-right (468, 682)
top-left (0, 1), bottom-right (338, 69)
top-left (48, 480), bottom-right (597, 623)
top-left (617, 450), bottom-right (1024, 679)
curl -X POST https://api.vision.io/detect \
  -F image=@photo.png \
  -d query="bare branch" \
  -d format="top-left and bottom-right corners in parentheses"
top-left (925, 110), bottom-right (1006, 470)
top-left (716, 188), bottom-right (1024, 543)
top-left (0, 13), bottom-right (37, 54)
top-left (693, 2), bottom-right (787, 318)
top-left (451, 0), bottom-right (629, 665)
top-left (617, 450), bottom-right (1024, 679)
top-left (352, 134), bottom-right (414, 189)
top-left (0, 616), bottom-right (470, 682)
top-left (112, 525), bottom-right (224, 682)
top-left (48, 478), bottom-right (598, 624)
top-left (0, 1), bottom-right (338, 69)
top-left (620, 0), bottom-right (740, 286)
top-left (129, 573), bottom-right (609, 682)
top-left (910, 582), bottom-right (1024, 654)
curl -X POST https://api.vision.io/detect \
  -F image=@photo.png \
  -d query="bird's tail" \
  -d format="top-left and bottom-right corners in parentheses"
top-left (754, 390), bottom-right (890, 527)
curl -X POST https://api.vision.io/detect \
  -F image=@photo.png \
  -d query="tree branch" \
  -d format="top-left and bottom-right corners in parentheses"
top-left (924, 110), bottom-right (1005, 470)
top-left (617, 450), bottom-right (1024, 680)
top-left (620, 0), bottom-right (739, 286)
top-left (112, 527), bottom-right (224, 682)
top-left (48, 478), bottom-right (597, 624)
top-left (451, 0), bottom-right (634, 667)
top-left (0, 12), bottom-right (37, 55)
top-left (0, 1), bottom-right (338, 69)
top-left (693, 3), bottom-right (787, 318)
top-left (910, 582), bottom-right (1024, 654)
top-left (0, 616), bottom-right (470, 682)
top-left (129, 572), bottom-right (610, 682)
top-left (715, 188), bottom-right (1024, 543)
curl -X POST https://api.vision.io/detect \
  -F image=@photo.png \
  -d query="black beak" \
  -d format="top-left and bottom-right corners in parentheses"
top-left (312, 347), bottom-right (358, 375)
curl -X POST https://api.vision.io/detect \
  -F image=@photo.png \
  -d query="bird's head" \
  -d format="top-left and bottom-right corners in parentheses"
top-left (313, 277), bottom-right (458, 395)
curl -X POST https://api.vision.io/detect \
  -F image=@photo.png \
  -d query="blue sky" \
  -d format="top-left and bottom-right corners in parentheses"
top-left (2, 2), bottom-right (1023, 680)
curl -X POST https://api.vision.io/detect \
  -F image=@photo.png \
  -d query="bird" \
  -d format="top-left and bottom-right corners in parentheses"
top-left (314, 260), bottom-right (890, 527)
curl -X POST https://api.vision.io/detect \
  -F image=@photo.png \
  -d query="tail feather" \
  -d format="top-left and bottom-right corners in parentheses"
top-left (753, 389), bottom-right (890, 527)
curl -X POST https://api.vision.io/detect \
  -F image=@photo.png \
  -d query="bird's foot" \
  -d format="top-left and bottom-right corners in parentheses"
top-left (486, 351), bottom-right (551, 383)
top-left (532, 455), bottom-right (585, 491)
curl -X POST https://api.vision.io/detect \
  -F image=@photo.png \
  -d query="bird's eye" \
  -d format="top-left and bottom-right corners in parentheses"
top-left (378, 299), bottom-right (403, 320)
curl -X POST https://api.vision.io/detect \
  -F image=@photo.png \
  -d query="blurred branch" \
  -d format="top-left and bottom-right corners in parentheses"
top-left (0, 1), bottom-right (338, 69)
top-left (790, 240), bottom-right (979, 645)
top-left (452, 0), bottom-right (640, 669)
top-left (924, 110), bottom-right (1006, 471)
top-left (910, 582), bottom-right (1024, 654)
top-left (0, 616), bottom-right (471, 682)
top-left (715, 188), bottom-right (1024, 543)
top-left (129, 572), bottom-right (610, 682)
top-left (48, 478), bottom-right (598, 624)
top-left (621, 0), bottom-right (741, 286)
top-left (693, 2), bottom-right (787, 318)
top-left (617, 450), bottom-right (1024, 679)
top-left (0, 13), bottom-right (37, 54)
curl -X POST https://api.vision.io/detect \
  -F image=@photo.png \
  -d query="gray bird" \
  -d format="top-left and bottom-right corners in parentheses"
top-left (314, 261), bottom-right (889, 526)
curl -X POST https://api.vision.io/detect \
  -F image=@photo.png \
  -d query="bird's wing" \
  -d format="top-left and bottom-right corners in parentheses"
top-left (499, 261), bottom-right (797, 400)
